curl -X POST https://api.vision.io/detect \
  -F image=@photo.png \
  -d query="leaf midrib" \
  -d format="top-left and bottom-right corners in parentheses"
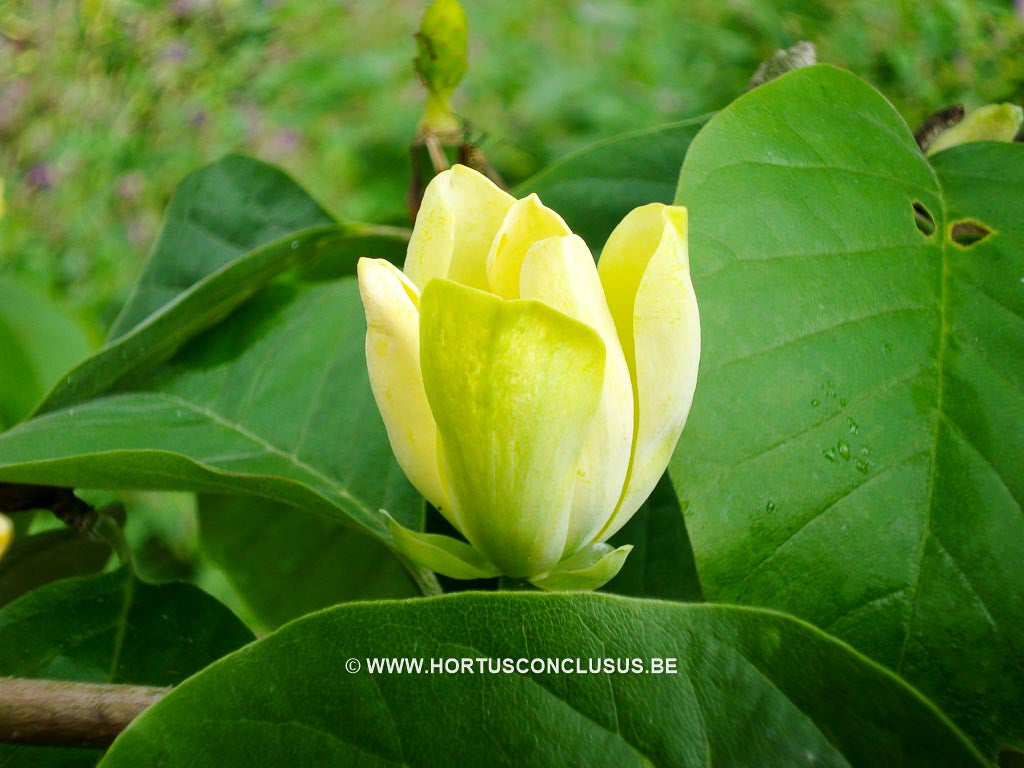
top-left (895, 164), bottom-right (951, 675)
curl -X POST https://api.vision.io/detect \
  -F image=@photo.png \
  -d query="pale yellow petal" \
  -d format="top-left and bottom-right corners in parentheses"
top-left (597, 204), bottom-right (700, 539)
top-left (357, 257), bottom-right (447, 510)
top-left (404, 164), bottom-right (515, 291)
top-left (486, 194), bottom-right (571, 299)
top-left (420, 278), bottom-right (605, 578)
top-left (519, 235), bottom-right (633, 554)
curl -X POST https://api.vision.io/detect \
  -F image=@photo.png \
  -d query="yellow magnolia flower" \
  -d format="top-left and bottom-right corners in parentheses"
top-left (358, 165), bottom-right (700, 590)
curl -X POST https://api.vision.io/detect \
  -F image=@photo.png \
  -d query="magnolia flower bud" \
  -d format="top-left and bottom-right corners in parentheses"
top-left (414, 0), bottom-right (468, 137)
top-left (927, 102), bottom-right (1023, 156)
top-left (358, 165), bottom-right (700, 590)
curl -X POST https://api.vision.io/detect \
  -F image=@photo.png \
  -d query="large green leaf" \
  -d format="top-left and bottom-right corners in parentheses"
top-left (517, 117), bottom-right (708, 251)
top-left (107, 154), bottom-right (335, 339)
top-left (99, 594), bottom-right (986, 767)
top-left (0, 527), bottom-right (110, 607)
top-left (0, 566), bottom-right (253, 684)
top-left (0, 156), bottom-right (421, 561)
top-left (198, 495), bottom-right (417, 631)
top-left (0, 279), bottom-right (422, 539)
top-left (0, 277), bottom-right (92, 429)
top-left (672, 64), bottom-right (1023, 756)
top-left (0, 567), bottom-right (253, 767)
top-left (35, 224), bottom-right (347, 415)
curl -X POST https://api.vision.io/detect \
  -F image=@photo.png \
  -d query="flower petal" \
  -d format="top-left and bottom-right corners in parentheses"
top-left (357, 257), bottom-right (447, 510)
top-left (597, 204), bottom-right (700, 538)
top-left (528, 543), bottom-right (633, 591)
top-left (404, 164), bottom-right (515, 291)
top-left (486, 194), bottom-right (571, 299)
top-left (519, 235), bottom-right (634, 554)
top-left (420, 278), bottom-right (605, 578)
top-left (385, 512), bottom-right (501, 580)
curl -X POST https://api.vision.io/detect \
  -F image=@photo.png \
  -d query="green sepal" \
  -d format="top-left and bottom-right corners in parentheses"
top-left (384, 511), bottom-right (500, 580)
top-left (529, 543), bottom-right (633, 592)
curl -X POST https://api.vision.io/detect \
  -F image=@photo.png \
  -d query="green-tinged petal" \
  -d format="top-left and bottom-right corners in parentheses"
top-left (0, 514), bottom-right (11, 560)
top-left (927, 102), bottom-right (1024, 156)
top-left (529, 543), bottom-right (633, 591)
top-left (404, 165), bottom-right (515, 291)
top-left (385, 512), bottom-right (500, 580)
top-left (486, 194), bottom-right (571, 299)
top-left (520, 235), bottom-right (633, 553)
top-left (357, 258), bottom-right (447, 510)
top-left (597, 204), bottom-right (700, 539)
top-left (420, 278), bottom-right (605, 578)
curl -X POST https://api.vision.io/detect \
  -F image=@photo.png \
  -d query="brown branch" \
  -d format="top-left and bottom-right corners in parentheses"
top-left (0, 483), bottom-right (96, 530)
top-left (0, 678), bottom-right (169, 748)
top-left (914, 104), bottom-right (965, 153)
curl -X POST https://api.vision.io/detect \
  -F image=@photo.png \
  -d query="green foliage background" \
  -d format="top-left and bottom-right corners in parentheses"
top-left (2, 0), bottom-right (1022, 324)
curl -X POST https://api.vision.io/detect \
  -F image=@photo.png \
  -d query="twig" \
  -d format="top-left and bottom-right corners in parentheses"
top-left (0, 483), bottom-right (95, 531)
top-left (423, 132), bottom-right (450, 173)
top-left (914, 104), bottom-right (965, 153)
top-left (0, 678), bottom-right (169, 748)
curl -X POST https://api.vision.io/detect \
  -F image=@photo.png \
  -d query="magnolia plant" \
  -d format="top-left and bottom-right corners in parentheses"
top-left (357, 165), bottom-right (700, 590)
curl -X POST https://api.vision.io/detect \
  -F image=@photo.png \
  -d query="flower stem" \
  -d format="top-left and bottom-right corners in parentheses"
top-left (397, 554), bottom-right (444, 597)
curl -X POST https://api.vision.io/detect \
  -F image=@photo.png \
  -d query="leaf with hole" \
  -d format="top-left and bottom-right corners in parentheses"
top-left (672, 65), bottom-right (1023, 757)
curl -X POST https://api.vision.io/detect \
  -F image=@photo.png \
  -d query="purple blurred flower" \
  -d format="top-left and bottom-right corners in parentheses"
top-left (164, 41), bottom-right (190, 62)
top-left (26, 163), bottom-right (53, 190)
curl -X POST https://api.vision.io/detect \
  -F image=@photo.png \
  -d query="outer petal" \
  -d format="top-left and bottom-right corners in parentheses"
top-left (486, 194), bottom-right (571, 299)
top-left (357, 258), bottom-right (447, 510)
top-left (519, 235), bottom-right (633, 554)
top-left (404, 164), bottom-right (515, 291)
top-left (597, 204), bottom-right (700, 539)
top-left (420, 278), bottom-right (605, 578)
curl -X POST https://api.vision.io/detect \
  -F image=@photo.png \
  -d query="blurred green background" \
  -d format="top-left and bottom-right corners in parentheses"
top-left (2, 0), bottom-right (1022, 328)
